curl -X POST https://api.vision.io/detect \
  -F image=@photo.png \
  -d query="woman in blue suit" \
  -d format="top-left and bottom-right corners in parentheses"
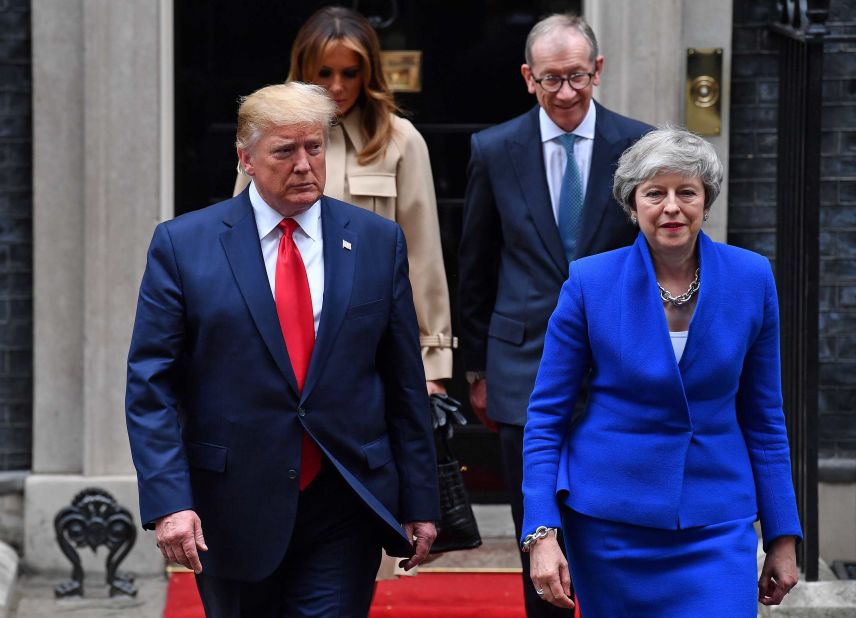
top-left (520, 128), bottom-right (802, 616)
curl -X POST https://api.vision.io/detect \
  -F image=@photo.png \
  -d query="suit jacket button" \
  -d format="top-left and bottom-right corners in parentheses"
top-left (288, 469), bottom-right (298, 480)
top-left (298, 407), bottom-right (306, 417)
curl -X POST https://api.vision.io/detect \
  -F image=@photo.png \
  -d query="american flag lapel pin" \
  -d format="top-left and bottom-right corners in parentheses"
top-left (342, 239), bottom-right (352, 251)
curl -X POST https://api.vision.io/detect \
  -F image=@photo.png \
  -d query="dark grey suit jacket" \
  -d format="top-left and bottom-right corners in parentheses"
top-left (459, 101), bottom-right (652, 425)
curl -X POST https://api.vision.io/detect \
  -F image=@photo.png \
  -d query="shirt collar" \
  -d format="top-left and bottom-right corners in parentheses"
top-left (249, 180), bottom-right (322, 241)
top-left (539, 101), bottom-right (597, 143)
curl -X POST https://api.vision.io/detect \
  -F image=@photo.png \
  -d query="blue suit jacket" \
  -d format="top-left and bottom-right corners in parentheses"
top-left (522, 232), bottom-right (802, 547)
top-left (459, 102), bottom-right (652, 425)
top-left (125, 193), bottom-right (439, 581)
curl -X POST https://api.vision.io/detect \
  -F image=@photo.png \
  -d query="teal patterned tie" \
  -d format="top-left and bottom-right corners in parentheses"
top-left (557, 133), bottom-right (583, 263)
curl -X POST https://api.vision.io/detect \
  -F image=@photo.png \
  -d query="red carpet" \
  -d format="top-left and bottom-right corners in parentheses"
top-left (163, 572), bottom-right (203, 618)
top-left (164, 571), bottom-right (533, 617)
top-left (369, 572), bottom-right (525, 617)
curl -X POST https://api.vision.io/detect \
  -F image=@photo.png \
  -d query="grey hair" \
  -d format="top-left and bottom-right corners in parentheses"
top-left (235, 82), bottom-right (337, 154)
top-left (612, 127), bottom-right (724, 216)
top-left (525, 13), bottom-right (599, 67)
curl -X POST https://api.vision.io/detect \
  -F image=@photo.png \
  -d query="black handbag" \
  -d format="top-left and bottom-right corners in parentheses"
top-left (429, 394), bottom-right (482, 554)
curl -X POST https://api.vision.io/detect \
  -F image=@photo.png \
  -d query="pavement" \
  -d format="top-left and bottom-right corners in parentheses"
top-left (0, 541), bottom-right (17, 618)
top-left (3, 506), bottom-right (856, 617)
top-left (0, 539), bottom-right (520, 618)
top-left (7, 570), bottom-right (167, 618)
top-left (0, 507), bottom-right (519, 618)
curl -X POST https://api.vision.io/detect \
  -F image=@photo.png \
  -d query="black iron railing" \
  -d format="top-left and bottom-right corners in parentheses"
top-left (769, 0), bottom-right (828, 582)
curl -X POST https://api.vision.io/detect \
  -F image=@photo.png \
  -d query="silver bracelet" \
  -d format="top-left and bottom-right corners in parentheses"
top-left (521, 526), bottom-right (557, 553)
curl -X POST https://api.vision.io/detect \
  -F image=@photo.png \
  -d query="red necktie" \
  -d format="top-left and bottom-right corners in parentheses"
top-left (275, 219), bottom-right (321, 490)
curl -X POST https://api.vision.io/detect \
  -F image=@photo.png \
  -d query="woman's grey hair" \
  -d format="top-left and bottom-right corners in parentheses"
top-left (612, 127), bottom-right (724, 216)
top-left (235, 82), bottom-right (337, 153)
top-left (525, 14), bottom-right (599, 67)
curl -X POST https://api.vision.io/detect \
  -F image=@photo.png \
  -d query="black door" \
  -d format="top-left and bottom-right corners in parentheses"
top-left (174, 0), bottom-right (581, 502)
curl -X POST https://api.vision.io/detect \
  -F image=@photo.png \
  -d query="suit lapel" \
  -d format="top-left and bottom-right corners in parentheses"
top-left (679, 231), bottom-right (719, 371)
top-left (620, 232), bottom-right (719, 390)
top-left (577, 102), bottom-right (621, 258)
top-left (620, 233), bottom-right (688, 402)
top-left (507, 107), bottom-right (567, 276)
top-left (301, 197), bottom-right (356, 401)
top-left (219, 194), bottom-right (300, 394)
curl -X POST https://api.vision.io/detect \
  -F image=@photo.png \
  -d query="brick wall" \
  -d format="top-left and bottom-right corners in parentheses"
top-left (730, 0), bottom-right (856, 460)
top-left (0, 0), bottom-right (32, 471)
top-left (820, 1), bottom-right (856, 461)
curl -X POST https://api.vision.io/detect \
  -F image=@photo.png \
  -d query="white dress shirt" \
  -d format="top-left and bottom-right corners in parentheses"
top-left (249, 181), bottom-right (324, 335)
top-left (540, 102), bottom-right (597, 224)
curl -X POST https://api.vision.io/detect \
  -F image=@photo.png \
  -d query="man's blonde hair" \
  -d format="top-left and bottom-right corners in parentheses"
top-left (235, 82), bottom-right (337, 153)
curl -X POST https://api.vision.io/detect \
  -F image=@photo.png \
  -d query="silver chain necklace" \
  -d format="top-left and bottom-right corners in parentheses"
top-left (658, 268), bottom-right (700, 307)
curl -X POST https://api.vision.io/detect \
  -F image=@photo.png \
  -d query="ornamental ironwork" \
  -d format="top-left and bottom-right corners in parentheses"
top-left (53, 488), bottom-right (138, 597)
top-left (770, 0), bottom-right (830, 582)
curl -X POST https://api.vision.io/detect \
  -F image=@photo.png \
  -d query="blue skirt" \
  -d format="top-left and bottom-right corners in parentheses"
top-left (561, 508), bottom-right (758, 617)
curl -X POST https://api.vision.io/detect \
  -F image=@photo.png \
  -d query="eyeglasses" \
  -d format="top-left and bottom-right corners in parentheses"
top-left (533, 72), bottom-right (595, 93)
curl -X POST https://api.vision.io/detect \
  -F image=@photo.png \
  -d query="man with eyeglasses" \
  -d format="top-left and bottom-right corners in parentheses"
top-left (459, 13), bottom-right (652, 617)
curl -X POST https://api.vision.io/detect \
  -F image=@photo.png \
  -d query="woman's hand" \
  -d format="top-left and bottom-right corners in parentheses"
top-left (529, 534), bottom-right (574, 609)
top-left (758, 535), bottom-right (799, 605)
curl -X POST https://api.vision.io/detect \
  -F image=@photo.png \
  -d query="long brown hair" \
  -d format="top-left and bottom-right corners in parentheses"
top-left (288, 6), bottom-right (399, 165)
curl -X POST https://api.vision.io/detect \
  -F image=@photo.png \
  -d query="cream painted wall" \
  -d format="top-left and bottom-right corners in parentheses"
top-left (27, 0), bottom-right (173, 573)
top-left (587, 0), bottom-right (732, 243)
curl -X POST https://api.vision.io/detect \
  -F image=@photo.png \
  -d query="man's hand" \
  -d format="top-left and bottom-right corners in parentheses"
top-left (155, 509), bottom-right (208, 574)
top-left (529, 534), bottom-right (575, 609)
top-left (468, 378), bottom-right (497, 432)
top-left (426, 380), bottom-right (447, 396)
top-left (759, 535), bottom-right (799, 605)
top-left (398, 521), bottom-right (437, 571)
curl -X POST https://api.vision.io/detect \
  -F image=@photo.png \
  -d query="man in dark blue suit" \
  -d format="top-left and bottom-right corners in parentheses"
top-left (126, 82), bottom-right (438, 617)
top-left (458, 13), bottom-right (652, 616)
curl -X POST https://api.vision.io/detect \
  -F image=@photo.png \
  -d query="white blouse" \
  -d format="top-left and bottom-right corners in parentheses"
top-left (670, 330), bottom-right (689, 363)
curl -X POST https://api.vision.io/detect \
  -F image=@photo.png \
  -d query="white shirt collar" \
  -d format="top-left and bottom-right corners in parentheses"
top-left (539, 101), bottom-right (597, 143)
top-left (248, 180), bottom-right (322, 241)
